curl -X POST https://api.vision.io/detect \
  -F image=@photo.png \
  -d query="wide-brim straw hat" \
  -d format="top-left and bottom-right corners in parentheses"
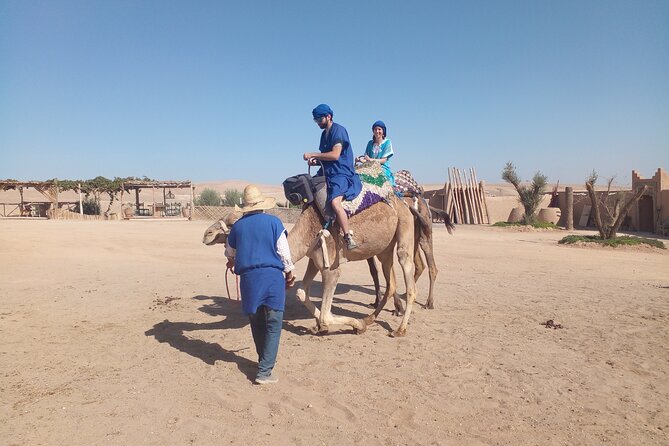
top-left (234, 185), bottom-right (276, 213)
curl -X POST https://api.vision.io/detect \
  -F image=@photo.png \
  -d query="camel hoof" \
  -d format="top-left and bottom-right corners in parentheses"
top-left (392, 309), bottom-right (405, 317)
top-left (424, 302), bottom-right (434, 310)
top-left (310, 322), bottom-right (329, 335)
top-left (354, 322), bottom-right (367, 335)
top-left (363, 315), bottom-right (376, 325)
top-left (390, 329), bottom-right (407, 338)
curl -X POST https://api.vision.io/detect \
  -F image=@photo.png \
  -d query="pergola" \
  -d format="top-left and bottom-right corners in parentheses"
top-left (120, 180), bottom-right (194, 217)
top-left (0, 180), bottom-right (64, 216)
top-left (1, 179), bottom-right (194, 218)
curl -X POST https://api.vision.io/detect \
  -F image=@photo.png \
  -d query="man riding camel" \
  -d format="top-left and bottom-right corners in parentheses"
top-left (303, 103), bottom-right (362, 250)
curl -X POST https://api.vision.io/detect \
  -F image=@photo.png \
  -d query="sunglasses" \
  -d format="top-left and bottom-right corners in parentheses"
top-left (313, 116), bottom-right (325, 123)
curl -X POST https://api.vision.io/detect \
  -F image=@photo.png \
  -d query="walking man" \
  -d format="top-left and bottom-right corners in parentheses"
top-left (225, 185), bottom-right (295, 384)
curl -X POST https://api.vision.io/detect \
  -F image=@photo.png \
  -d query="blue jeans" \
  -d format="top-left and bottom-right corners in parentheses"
top-left (248, 305), bottom-right (283, 378)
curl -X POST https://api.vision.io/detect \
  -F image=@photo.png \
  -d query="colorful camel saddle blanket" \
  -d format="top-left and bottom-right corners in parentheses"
top-left (394, 169), bottom-right (424, 197)
top-left (341, 161), bottom-right (395, 217)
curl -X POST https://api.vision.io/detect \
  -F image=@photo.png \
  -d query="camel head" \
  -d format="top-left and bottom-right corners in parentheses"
top-left (202, 212), bottom-right (242, 245)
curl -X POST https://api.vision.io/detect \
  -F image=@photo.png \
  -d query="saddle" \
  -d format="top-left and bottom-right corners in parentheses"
top-left (340, 161), bottom-right (395, 217)
top-left (282, 162), bottom-right (401, 225)
top-left (393, 170), bottom-right (424, 197)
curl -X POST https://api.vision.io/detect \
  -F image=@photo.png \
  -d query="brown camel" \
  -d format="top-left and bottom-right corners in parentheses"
top-left (367, 196), bottom-right (454, 310)
top-left (202, 211), bottom-right (241, 245)
top-left (285, 195), bottom-right (417, 336)
top-left (203, 196), bottom-right (418, 337)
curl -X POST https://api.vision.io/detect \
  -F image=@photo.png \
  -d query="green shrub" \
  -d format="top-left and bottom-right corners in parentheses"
top-left (222, 189), bottom-right (243, 207)
top-left (81, 196), bottom-right (100, 215)
top-left (195, 188), bottom-right (222, 206)
top-left (493, 221), bottom-right (559, 229)
top-left (559, 235), bottom-right (665, 249)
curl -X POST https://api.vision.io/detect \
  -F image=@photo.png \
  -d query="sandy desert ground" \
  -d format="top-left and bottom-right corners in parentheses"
top-left (1, 218), bottom-right (668, 445)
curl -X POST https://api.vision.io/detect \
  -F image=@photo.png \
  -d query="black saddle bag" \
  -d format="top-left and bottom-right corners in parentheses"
top-left (282, 173), bottom-right (325, 206)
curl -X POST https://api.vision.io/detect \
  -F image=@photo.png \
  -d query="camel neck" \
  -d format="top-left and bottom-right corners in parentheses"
top-left (287, 205), bottom-right (322, 262)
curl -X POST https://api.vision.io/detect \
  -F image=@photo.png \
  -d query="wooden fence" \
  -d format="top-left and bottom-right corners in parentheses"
top-left (440, 167), bottom-right (490, 224)
top-left (192, 206), bottom-right (302, 224)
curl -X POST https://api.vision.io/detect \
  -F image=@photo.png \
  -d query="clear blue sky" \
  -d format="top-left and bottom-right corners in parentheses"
top-left (1, 0), bottom-right (667, 186)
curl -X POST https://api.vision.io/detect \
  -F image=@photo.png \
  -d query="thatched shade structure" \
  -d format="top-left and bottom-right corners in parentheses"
top-left (120, 180), bottom-right (194, 217)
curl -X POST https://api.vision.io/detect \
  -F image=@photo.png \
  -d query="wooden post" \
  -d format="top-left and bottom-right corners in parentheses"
top-left (448, 182), bottom-right (458, 222)
top-left (566, 187), bottom-right (574, 230)
top-left (461, 169), bottom-right (473, 224)
top-left (456, 169), bottom-right (466, 223)
top-left (465, 169), bottom-right (475, 224)
top-left (479, 180), bottom-right (490, 224)
top-left (442, 181), bottom-right (448, 212)
top-left (449, 168), bottom-right (462, 224)
top-left (464, 169), bottom-right (477, 224)
top-left (447, 184), bottom-right (456, 216)
top-left (467, 168), bottom-right (480, 224)
top-left (447, 169), bottom-right (455, 222)
top-left (152, 186), bottom-right (156, 216)
top-left (459, 169), bottom-right (470, 224)
top-left (471, 168), bottom-right (485, 224)
top-left (135, 188), bottom-right (140, 212)
top-left (78, 183), bottom-right (83, 215)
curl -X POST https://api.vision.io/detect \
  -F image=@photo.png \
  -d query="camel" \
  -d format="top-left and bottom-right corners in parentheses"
top-left (366, 196), bottom-right (454, 310)
top-left (203, 196), bottom-right (419, 337)
top-left (202, 211), bottom-right (242, 245)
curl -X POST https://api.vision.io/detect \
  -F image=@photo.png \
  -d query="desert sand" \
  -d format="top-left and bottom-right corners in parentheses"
top-left (1, 217), bottom-right (667, 445)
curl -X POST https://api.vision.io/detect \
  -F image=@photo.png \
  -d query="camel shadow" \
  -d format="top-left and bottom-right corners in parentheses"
top-left (299, 281), bottom-right (379, 308)
top-left (282, 281), bottom-right (396, 336)
top-left (144, 295), bottom-right (257, 381)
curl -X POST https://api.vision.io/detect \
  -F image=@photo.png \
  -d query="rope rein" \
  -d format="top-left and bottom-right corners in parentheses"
top-left (225, 266), bottom-right (240, 300)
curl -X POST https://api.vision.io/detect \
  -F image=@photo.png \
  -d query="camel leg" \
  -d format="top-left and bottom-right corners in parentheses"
top-left (367, 257), bottom-right (382, 308)
top-left (392, 244), bottom-right (417, 337)
top-left (392, 273), bottom-right (405, 317)
top-left (414, 244), bottom-right (425, 281)
top-left (295, 259), bottom-right (321, 320)
top-left (392, 210), bottom-right (417, 337)
top-left (364, 248), bottom-right (397, 325)
top-left (419, 235), bottom-right (439, 309)
top-left (389, 242), bottom-right (423, 316)
top-left (317, 268), bottom-right (366, 334)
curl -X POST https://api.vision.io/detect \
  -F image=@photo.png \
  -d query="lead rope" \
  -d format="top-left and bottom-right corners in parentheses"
top-left (225, 266), bottom-right (240, 300)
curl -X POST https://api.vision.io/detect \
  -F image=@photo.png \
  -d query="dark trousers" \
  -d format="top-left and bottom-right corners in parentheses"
top-left (248, 305), bottom-right (283, 378)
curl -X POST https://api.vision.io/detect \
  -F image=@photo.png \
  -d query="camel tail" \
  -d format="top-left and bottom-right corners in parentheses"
top-left (428, 205), bottom-right (455, 234)
top-left (407, 198), bottom-right (433, 239)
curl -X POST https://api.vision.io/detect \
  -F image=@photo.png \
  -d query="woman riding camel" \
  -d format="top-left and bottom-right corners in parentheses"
top-left (357, 120), bottom-right (396, 188)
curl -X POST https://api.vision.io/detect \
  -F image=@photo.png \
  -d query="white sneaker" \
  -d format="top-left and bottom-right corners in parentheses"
top-left (255, 375), bottom-right (279, 385)
top-left (344, 233), bottom-right (358, 250)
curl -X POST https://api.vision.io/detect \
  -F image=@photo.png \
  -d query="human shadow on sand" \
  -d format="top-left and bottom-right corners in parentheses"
top-left (145, 295), bottom-right (257, 381)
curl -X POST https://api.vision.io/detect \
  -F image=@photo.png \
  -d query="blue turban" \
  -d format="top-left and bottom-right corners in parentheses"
top-left (312, 104), bottom-right (333, 119)
top-left (372, 120), bottom-right (386, 137)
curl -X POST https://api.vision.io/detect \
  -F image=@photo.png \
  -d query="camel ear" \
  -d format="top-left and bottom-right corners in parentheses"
top-left (220, 221), bottom-right (230, 234)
